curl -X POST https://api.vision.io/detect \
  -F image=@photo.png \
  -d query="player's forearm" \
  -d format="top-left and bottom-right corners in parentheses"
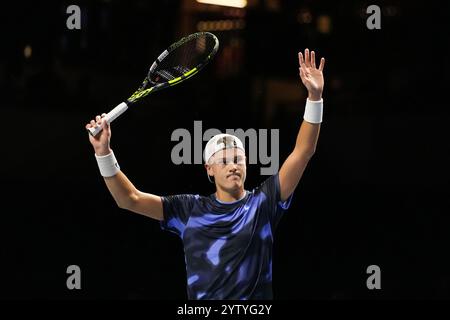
top-left (103, 170), bottom-right (140, 209)
top-left (94, 150), bottom-right (163, 220)
top-left (294, 93), bottom-right (322, 155)
top-left (293, 120), bottom-right (320, 157)
top-left (94, 148), bottom-right (139, 209)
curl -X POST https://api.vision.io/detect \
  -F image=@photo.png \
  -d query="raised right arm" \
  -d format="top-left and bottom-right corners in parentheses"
top-left (86, 114), bottom-right (163, 221)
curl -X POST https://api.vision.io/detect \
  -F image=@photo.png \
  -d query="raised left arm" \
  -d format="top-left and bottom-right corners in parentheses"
top-left (279, 49), bottom-right (325, 201)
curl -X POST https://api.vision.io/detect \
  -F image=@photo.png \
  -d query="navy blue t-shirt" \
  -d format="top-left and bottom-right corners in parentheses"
top-left (160, 173), bottom-right (293, 300)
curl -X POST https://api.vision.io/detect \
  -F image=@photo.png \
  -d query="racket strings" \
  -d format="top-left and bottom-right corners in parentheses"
top-left (155, 69), bottom-right (176, 80)
top-left (151, 34), bottom-right (217, 83)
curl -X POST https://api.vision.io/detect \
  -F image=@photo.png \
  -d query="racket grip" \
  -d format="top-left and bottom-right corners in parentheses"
top-left (87, 102), bottom-right (128, 137)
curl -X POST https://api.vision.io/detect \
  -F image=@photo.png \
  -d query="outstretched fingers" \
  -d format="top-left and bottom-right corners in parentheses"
top-left (311, 50), bottom-right (316, 68)
top-left (304, 48), bottom-right (311, 67)
top-left (319, 57), bottom-right (325, 71)
top-left (298, 51), bottom-right (305, 68)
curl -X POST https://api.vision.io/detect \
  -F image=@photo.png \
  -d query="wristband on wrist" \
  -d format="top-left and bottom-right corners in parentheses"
top-left (303, 98), bottom-right (323, 124)
top-left (95, 151), bottom-right (120, 177)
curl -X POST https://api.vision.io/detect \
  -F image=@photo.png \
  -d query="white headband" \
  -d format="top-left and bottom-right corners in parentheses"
top-left (203, 134), bottom-right (245, 163)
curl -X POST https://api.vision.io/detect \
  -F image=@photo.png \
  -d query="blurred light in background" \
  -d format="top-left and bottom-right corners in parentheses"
top-left (215, 36), bottom-right (244, 77)
top-left (265, 0), bottom-right (280, 12)
top-left (196, 0), bottom-right (247, 8)
top-left (24, 45), bottom-right (32, 59)
top-left (317, 15), bottom-right (331, 34)
top-left (197, 19), bottom-right (245, 31)
top-left (297, 9), bottom-right (312, 24)
top-left (224, 8), bottom-right (246, 17)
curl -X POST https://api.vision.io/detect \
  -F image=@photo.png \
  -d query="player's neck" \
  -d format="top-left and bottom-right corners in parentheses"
top-left (215, 187), bottom-right (246, 203)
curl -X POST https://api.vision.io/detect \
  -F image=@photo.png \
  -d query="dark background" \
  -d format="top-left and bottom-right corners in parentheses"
top-left (1, 0), bottom-right (449, 300)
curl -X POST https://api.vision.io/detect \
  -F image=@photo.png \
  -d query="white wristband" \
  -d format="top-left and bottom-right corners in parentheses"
top-left (303, 98), bottom-right (323, 124)
top-left (95, 151), bottom-right (120, 177)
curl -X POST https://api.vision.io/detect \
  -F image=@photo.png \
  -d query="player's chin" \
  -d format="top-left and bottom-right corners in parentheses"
top-left (220, 177), bottom-right (239, 187)
top-left (227, 178), bottom-right (243, 189)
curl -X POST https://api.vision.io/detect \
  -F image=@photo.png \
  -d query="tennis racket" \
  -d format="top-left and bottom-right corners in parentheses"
top-left (87, 32), bottom-right (219, 136)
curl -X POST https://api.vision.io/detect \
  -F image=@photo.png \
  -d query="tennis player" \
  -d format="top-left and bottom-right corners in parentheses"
top-left (86, 49), bottom-right (325, 300)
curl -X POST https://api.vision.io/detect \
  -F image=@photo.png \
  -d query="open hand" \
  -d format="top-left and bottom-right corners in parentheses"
top-left (298, 49), bottom-right (325, 100)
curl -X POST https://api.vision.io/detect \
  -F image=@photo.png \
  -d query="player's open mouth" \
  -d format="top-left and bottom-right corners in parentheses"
top-left (227, 173), bottom-right (240, 179)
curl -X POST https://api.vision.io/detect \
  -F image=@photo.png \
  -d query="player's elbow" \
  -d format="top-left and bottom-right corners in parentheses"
top-left (307, 148), bottom-right (316, 159)
top-left (116, 192), bottom-right (140, 211)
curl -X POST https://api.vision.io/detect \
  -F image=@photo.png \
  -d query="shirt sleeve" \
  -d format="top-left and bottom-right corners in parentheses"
top-left (159, 194), bottom-right (196, 238)
top-left (258, 173), bottom-right (293, 227)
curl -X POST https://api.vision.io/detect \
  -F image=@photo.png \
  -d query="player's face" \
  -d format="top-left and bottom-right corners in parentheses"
top-left (206, 148), bottom-right (246, 192)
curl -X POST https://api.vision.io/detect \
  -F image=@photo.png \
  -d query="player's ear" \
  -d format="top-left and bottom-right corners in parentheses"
top-left (205, 164), bottom-right (215, 183)
top-left (205, 163), bottom-right (213, 176)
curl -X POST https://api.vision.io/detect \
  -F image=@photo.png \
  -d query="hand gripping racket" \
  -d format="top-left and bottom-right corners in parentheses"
top-left (87, 32), bottom-right (219, 136)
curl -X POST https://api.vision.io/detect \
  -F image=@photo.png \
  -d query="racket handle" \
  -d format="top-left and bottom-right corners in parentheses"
top-left (87, 102), bottom-right (128, 137)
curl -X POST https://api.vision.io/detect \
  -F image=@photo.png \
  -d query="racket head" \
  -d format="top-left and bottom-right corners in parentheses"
top-left (127, 32), bottom-right (219, 104)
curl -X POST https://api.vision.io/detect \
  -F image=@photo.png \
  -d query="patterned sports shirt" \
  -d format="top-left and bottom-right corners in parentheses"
top-left (160, 173), bottom-right (293, 300)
